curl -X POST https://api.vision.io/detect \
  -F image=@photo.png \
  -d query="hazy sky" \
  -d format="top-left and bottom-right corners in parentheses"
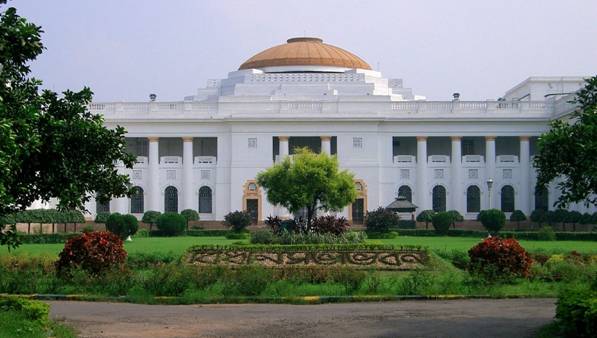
top-left (9, 0), bottom-right (597, 101)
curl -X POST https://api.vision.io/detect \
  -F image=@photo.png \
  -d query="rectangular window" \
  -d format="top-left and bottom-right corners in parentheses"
top-left (462, 140), bottom-right (474, 155)
top-left (248, 138), bottom-right (257, 149)
top-left (353, 137), bottom-right (363, 149)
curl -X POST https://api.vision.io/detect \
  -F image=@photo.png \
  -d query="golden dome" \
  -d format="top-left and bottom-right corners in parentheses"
top-left (239, 37), bottom-right (371, 71)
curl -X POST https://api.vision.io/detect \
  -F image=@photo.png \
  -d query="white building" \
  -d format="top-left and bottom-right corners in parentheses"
top-left (86, 37), bottom-right (594, 223)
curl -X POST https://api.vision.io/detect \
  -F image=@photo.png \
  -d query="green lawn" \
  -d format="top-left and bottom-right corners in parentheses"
top-left (1, 235), bottom-right (595, 258)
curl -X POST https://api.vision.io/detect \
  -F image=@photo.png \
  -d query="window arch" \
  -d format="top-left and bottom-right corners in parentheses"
top-left (130, 186), bottom-right (144, 214)
top-left (535, 186), bottom-right (549, 211)
top-left (432, 185), bottom-right (446, 212)
top-left (96, 197), bottom-right (110, 214)
top-left (501, 185), bottom-right (515, 212)
top-left (398, 185), bottom-right (412, 202)
top-left (466, 185), bottom-right (481, 212)
top-left (198, 186), bottom-right (213, 213)
top-left (164, 186), bottom-right (178, 213)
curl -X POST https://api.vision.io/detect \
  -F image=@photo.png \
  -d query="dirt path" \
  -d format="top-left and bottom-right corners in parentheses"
top-left (49, 298), bottom-right (555, 338)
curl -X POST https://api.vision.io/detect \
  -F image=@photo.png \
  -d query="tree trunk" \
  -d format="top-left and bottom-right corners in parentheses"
top-left (52, 223), bottom-right (55, 234)
top-left (74, 223), bottom-right (77, 232)
top-left (39, 223), bottom-right (43, 234)
top-left (27, 223), bottom-right (31, 234)
top-left (64, 223), bottom-right (67, 233)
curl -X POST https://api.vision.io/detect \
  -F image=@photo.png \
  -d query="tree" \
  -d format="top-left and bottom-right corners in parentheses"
top-left (257, 148), bottom-right (356, 226)
top-left (0, 4), bottom-right (135, 250)
top-left (141, 210), bottom-right (161, 232)
top-left (478, 209), bottom-right (506, 235)
top-left (534, 76), bottom-right (597, 209)
top-left (510, 210), bottom-right (527, 230)
top-left (180, 209), bottom-right (199, 231)
top-left (416, 210), bottom-right (435, 229)
top-left (224, 211), bottom-right (252, 232)
top-left (447, 210), bottom-right (463, 229)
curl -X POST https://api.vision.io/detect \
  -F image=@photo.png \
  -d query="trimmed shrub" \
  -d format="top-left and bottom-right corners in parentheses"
top-left (224, 210), bottom-right (252, 232)
top-left (579, 212), bottom-right (593, 225)
top-left (55, 231), bottom-right (127, 275)
top-left (135, 228), bottom-right (149, 238)
top-left (478, 209), bottom-right (506, 234)
top-left (536, 226), bottom-right (556, 241)
top-left (105, 213), bottom-right (138, 239)
top-left (365, 231), bottom-right (398, 239)
top-left (156, 212), bottom-right (186, 236)
top-left (94, 212), bottom-right (110, 224)
top-left (468, 237), bottom-right (532, 280)
top-left (141, 210), bottom-right (161, 231)
top-left (530, 209), bottom-right (547, 227)
top-left (510, 210), bottom-right (527, 229)
top-left (555, 286), bottom-right (597, 337)
top-left (566, 211), bottom-right (582, 231)
top-left (0, 297), bottom-right (49, 323)
top-left (416, 210), bottom-right (435, 229)
top-left (265, 216), bottom-right (300, 235)
top-left (447, 210), bottom-right (463, 228)
top-left (180, 209), bottom-right (199, 230)
top-left (365, 207), bottom-right (399, 233)
top-left (250, 229), bottom-right (275, 244)
top-left (310, 215), bottom-right (350, 235)
top-left (225, 231), bottom-right (249, 240)
top-left (431, 212), bottom-right (452, 235)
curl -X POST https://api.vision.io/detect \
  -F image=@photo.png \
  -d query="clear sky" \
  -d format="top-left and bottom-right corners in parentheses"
top-left (9, 0), bottom-right (597, 101)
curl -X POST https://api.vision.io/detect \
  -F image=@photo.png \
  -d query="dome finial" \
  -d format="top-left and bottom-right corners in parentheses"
top-left (287, 37), bottom-right (323, 43)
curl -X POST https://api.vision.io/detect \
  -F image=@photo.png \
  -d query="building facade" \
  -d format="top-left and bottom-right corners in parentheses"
top-left (85, 37), bottom-right (594, 222)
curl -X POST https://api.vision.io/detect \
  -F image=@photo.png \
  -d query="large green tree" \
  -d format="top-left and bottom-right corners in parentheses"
top-left (534, 76), bottom-right (597, 208)
top-left (0, 3), bottom-right (135, 249)
top-left (257, 148), bottom-right (357, 226)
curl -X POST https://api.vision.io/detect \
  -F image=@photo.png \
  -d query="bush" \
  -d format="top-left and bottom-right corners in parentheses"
top-left (141, 210), bottom-right (161, 231)
top-left (156, 212), bottom-right (186, 236)
top-left (416, 210), bottom-right (435, 228)
top-left (510, 210), bottom-right (527, 228)
top-left (478, 209), bottom-right (506, 234)
top-left (468, 237), bottom-right (532, 281)
top-left (225, 231), bottom-right (249, 240)
top-left (579, 212), bottom-right (593, 225)
top-left (258, 230), bottom-right (367, 244)
top-left (105, 213), bottom-right (138, 239)
top-left (94, 212), bottom-right (110, 224)
top-left (250, 229), bottom-right (275, 244)
top-left (135, 228), bottom-right (149, 238)
top-left (310, 215), bottom-right (350, 235)
top-left (180, 209), bottom-right (199, 230)
top-left (447, 210), bottom-right (463, 228)
top-left (530, 209), bottom-right (547, 227)
top-left (55, 231), bottom-right (127, 275)
top-left (555, 285), bottom-right (597, 337)
top-left (224, 210), bottom-right (252, 232)
top-left (537, 226), bottom-right (556, 241)
top-left (431, 212), bottom-right (452, 235)
top-left (365, 207), bottom-right (399, 233)
top-left (0, 297), bottom-right (49, 323)
top-left (265, 216), bottom-right (300, 235)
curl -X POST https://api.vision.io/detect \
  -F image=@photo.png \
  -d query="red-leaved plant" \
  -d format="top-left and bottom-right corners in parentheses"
top-left (468, 237), bottom-right (532, 280)
top-left (56, 231), bottom-right (127, 275)
top-left (310, 215), bottom-right (351, 235)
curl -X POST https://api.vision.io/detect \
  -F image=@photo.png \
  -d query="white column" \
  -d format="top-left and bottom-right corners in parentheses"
top-left (148, 137), bottom-right (160, 211)
top-left (416, 136), bottom-right (428, 210)
top-left (451, 136), bottom-right (463, 213)
top-left (182, 137), bottom-right (194, 211)
top-left (115, 195), bottom-right (128, 214)
top-left (485, 136), bottom-right (496, 209)
top-left (321, 136), bottom-right (331, 155)
top-left (519, 136), bottom-right (531, 214)
top-left (279, 136), bottom-right (289, 158)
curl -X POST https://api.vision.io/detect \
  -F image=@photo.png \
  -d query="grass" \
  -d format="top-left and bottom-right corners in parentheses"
top-left (0, 311), bottom-right (76, 338)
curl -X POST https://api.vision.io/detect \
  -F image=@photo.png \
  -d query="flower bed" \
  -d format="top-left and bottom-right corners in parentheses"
top-left (185, 244), bottom-right (428, 270)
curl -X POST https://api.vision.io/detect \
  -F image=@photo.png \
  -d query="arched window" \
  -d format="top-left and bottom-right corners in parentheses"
top-left (398, 185), bottom-right (412, 202)
top-left (501, 185), bottom-right (515, 212)
top-left (164, 186), bottom-right (178, 213)
top-left (96, 197), bottom-right (110, 214)
top-left (535, 186), bottom-right (549, 211)
top-left (466, 185), bottom-right (481, 212)
top-left (130, 187), bottom-right (144, 214)
top-left (198, 186), bottom-right (212, 213)
top-left (432, 186), bottom-right (446, 212)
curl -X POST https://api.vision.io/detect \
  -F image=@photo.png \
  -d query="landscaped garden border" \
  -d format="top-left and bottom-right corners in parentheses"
top-left (185, 244), bottom-right (428, 270)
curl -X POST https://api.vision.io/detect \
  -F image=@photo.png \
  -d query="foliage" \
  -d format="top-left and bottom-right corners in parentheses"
top-left (135, 228), bottom-right (149, 238)
top-left (55, 231), bottom-right (127, 275)
top-left (250, 228), bottom-right (275, 244)
top-left (0, 5), bottom-right (135, 249)
top-left (579, 212), bottom-right (593, 224)
top-left (250, 230), bottom-right (367, 245)
top-left (510, 210), bottom-right (527, 223)
top-left (447, 210), bottom-right (463, 228)
top-left (180, 209), bottom-right (199, 230)
top-left (223, 210), bottom-right (252, 232)
top-left (224, 231), bottom-right (249, 240)
top-left (431, 212), bottom-right (452, 235)
top-left (265, 216), bottom-right (301, 235)
top-left (142, 210), bottom-right (161, 225)
top-left (468, 237), bottom-right (532, 281)
top-left (0, 296), bottom-right (49, 323)
top-left (530, 209), bottom-right (548, 226)
top-left (156, 212), bottom-right (186, 236)
top-left (95, 212), bottom-right (110, 224)
top-left (363, 231), bottom-right (398, 239)
top-left (478, 209), bottom-right (506, 234)
top-left (536, 226), bottom-right (556, 241)
top-left (364, 207), bottom-right (400, 233)
top-left (105, 213), bottom-right (138, 239)
top-left (555, 285), bottom-right (597, 337)
top-left (416, 210), bottom-right (435, 228)
top-left (534, 76), bottom-right (597, 208)
top-left (257, 148), bottom-right (356, 226)
top-left (310, 215), bottom-right (350, 235)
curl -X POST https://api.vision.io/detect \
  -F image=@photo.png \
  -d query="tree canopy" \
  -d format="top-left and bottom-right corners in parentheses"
top-left (257, 148), bottom-right (356, 225)
top-left (534, 76), bottom-right (597, 208)
top-left (0, 4), bottom-right (135, 249)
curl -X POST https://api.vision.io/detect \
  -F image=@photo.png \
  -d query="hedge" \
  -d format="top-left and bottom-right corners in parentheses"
top-left (17, 233), bottom-right (80, 244)
top-left (185, 229), bottom-right (232, 237)
top-left (392, 229), bottom-right (597, 241)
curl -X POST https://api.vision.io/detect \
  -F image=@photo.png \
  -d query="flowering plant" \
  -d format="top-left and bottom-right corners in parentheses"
top-left (55, 231), bottom-right (127, 275)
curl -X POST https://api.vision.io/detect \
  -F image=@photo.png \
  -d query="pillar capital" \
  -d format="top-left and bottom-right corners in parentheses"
top-left (320, 136), bottom-right (332, 141)
top-left (450, 136), bottom-right (462, 141)
top-left (485, 136), bottom-right (496, 141)
top-left (182, 136), bottom-right (193, 142)
top-left (416, 136), bottom-right (427, 141)
top-left (519, 135), bottom-right (530, 141)
top-left (278, 136), bottom-right (289, 141)
top-left (147, 136), bottom-right (159, 142)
